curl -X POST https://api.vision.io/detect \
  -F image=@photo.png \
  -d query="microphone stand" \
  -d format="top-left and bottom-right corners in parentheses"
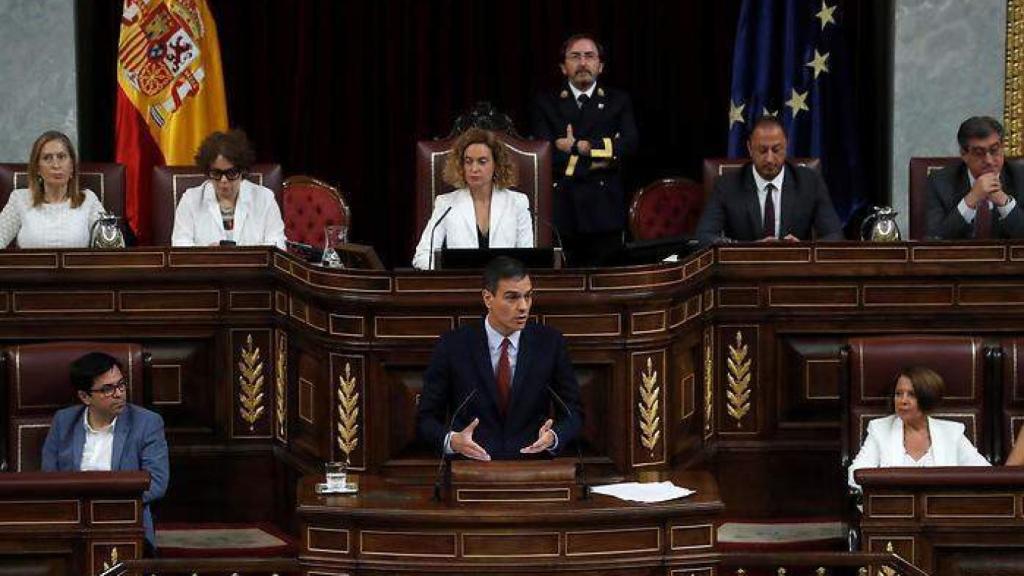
top-left (547, 386), bottom-right (589, 500)
top-left (427, 205), bottom-right (454, 271)
top-left (432, 388), bottom-right (478, 502)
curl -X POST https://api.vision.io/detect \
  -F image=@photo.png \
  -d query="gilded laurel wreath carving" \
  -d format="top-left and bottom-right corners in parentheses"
top-left (638, 357), bottom-right (661, 454)
top-left (336, 362), bottom-right (360, 459)
top-left (238, 334), bottom-right (266, 431)
top-left (703, 329), bottom-right (714, 435)
top-left (726, 331), bottom-right (752, 427)
top-left (274, 332), bottom-right (287, 440)
top-left (102, 546), bottom-right (118, 571)
top-left (876, 542), bottom-right (896, 576)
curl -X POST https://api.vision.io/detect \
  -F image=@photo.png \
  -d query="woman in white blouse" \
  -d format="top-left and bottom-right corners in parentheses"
top-left (0, 131), bottom-right (104, 248)
top-left (412, 128), bottom-right (533, 270)
top-left (172, 130), bottom-right (285, 249)
top-left (848, 366), bottom-right (989, 490)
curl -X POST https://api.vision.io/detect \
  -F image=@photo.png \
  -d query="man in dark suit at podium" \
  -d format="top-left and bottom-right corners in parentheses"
top-left (417, 257), bottom-right (582, 460)
top-left (532, 34), bottom-right (639, 266)
top-left (695, 115), bottom-right (843, 246)
top-left (926, 116), bottom-right (1024, 240)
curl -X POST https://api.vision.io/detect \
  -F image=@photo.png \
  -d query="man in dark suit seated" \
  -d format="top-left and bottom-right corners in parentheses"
top-left (416, 257), bottom-right (582, 460)
top-left (695, 115), bottom-right (843, 247)
top-left (926, 116), bottom-right (1024, 240)
top-left (532, 34), bottom-right (639, 266)
top-left (41, 352), bottom-right (169, 554)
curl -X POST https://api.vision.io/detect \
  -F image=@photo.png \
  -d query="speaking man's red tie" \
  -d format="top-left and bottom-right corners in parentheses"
top-left (496, 338), bottom-right (511, 415)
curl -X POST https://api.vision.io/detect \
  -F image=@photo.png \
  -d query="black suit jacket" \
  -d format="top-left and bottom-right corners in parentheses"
top-left (695, 162), bottom-right (843, 246)
top-left (531, 83), bottom-right (639, 235)
top-left (925, 160), bottom-right (1024, 239)
top-left (416, 321), bottom-right (583, 460)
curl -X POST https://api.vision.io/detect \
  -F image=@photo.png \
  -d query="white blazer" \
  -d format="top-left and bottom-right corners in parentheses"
top-left (172, 179), bottom-right (286, 249)
top-left (848, 414), bottom-right (990, 489)
top-left (412, 187), bottom-right (534, 270)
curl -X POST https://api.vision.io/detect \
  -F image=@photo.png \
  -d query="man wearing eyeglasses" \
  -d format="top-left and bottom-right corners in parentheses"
top-left (926, 116), bottom-right (1024, 239)
top-left (531, 34), bottom-right (639, 266)
top-left (41, 352), bottom-right (169, 554)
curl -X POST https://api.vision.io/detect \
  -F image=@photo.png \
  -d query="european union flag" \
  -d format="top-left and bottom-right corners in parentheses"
top-left (727, 0), bottom-right (863, 220)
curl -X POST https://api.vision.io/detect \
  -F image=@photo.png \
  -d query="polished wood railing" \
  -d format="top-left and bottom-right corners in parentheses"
top-left (99, 557), bottom-right (301, 576)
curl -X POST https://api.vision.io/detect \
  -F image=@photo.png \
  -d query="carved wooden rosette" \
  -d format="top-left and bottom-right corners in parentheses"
top-left (274, 329), bottom-right (288, 443)
top-left (632, 350), bottom-right (666, 467)
top-left (719, 326), bottom-right (758, 435)
top-left (703, 327), bottom-right (715, 439)
top-left (330, 354), bottom-right (365, 469)
top-left (231, 329), bottom-right (273, 438)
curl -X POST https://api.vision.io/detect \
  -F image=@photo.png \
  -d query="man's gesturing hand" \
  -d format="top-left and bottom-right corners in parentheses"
top-left (450, 418), bottom-right (490, 461)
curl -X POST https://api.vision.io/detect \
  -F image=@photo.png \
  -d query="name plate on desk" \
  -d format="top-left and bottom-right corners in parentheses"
top-left (451, 459), bottom-right (576, 503)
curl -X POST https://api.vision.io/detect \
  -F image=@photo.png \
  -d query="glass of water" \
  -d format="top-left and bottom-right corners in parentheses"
top-left (325, 461), bottom-right (348, 491)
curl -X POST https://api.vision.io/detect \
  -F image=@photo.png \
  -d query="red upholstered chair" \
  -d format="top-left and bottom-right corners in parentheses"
top-left (0, 162), bottom-right (127, 217)
top-left (840, 335), bottom-right (992, 470)
top-left (628, 178), bottom-right (704, 240)
top-left (701, 157), bottom-right (821, 200)
top-left (150, 164), bottom-right (283, 246)
top-left (0, 342), bottom-right (148, 472)
top-left (415, 134), bottom-right (553, 246)
top-left (282, 176), bottom-right (350, 247)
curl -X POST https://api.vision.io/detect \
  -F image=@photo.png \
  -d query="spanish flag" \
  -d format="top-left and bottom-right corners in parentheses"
top-left (115, 0), bottom-right (228, 243)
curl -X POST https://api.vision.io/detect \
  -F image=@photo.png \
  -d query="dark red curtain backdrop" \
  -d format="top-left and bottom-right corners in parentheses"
top-left (76, 1), bottom-right (889, 267)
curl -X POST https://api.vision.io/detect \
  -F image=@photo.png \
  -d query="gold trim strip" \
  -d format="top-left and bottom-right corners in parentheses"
top-left (565, 154), bottom-right (578, 176)
top-left (670, 523), bottom-right (715, 550)
top-left (460, 531), bottom-right (561, 558)
top-left (866, 494), bottom-right (916, 519)
top-left (924, 493), bottom-right (1016, 518)
top-left (1006, 0), bottom-right (1024, 155)
top-left (590, 137), bottom-right (614, 159)
top-left (456, 487), bottom-right (570, 503)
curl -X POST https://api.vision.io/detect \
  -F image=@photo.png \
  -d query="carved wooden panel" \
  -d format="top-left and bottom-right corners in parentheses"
top-left (293, 349), bottom-right (328, 461)
top-left (632, 350), bottom-right (667, 467)
top-left (330, 354), bottom-right (365, 470)
top-left (230, 329), bottom-right (273, 439)
top-left (145, 340), bottom-right (216, 439)
top-left (718, 326), bottom-right (759, 435)
top-left (776, 337), bottom-right (843, 429)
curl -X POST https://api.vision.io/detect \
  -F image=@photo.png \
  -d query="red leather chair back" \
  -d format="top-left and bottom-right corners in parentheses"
top-left (0, 162), bottom-right (126, 217)
top-left (628, 178), bottom-right (704, 240)
top-left (843, 335), bottom-right (987, 466)
top-left (150, 164), bottom-right (283, 246)
top-left (415, 134), bottom-right (552, 246)
top-left (702, 157), bottom-right (821, 200)
top-left (3, 342), bottom-right (145, 472)
top-left (283, 176), bottom-right (350, 247)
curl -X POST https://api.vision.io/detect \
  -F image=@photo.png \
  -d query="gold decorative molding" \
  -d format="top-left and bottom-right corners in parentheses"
top-left (336, 362), bottom-right (360, 460)
top-left (877, 542), bottom-right (896, 576)
top-left (101, 546), bottom-right (118, 572)
top-left (1006, 0), bottom-right (1024, 155)
top-left (238, 334), bottom-right (266, 431)
top-left (637, 357), bottom-right (661, 455)
top-left (703, 328), bottom-right (714, 437)
top-left (726, 331), bottom-right (752, 427)
top-left (275, 331), bottom-right (287, 441)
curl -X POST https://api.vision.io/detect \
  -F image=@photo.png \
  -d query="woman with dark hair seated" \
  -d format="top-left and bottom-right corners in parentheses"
top-left (848, 366), bottom-right (989, 490)
top-left (172, 130), bottom-right (285, 248)
top-left (412, 127), bottom-right (533, 270)
top-left (0, 131), bottom-right (104, 248)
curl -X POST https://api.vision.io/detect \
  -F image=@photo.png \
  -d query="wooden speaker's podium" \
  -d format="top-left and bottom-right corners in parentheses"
top-left (446, 458), bottom-right (582, 503)
top-left (297, 466), bottom-right (723, 575)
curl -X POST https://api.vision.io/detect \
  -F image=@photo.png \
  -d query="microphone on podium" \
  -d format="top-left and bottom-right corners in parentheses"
top-left (547, 385), bottom-right (589, 500)
top-left (432, 388), bottom-right (479, 502)
top-left (529, 208), bottom-right (567, 268)
top-left (427, 205), bottom-right (454, 271)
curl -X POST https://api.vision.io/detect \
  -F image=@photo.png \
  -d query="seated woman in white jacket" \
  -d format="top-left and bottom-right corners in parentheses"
top-left (848, 366), bottom-right (989, 490)
top-left (0, 131), bottom-right (104, 249)
top-left (412, 127), bottom-right (533, 270)
top-left (172, 130), bottom-right (285, 249)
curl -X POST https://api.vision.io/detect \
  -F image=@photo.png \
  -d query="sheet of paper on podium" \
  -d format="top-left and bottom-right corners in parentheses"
top-left (591, 481), bottom-right (695, 503)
